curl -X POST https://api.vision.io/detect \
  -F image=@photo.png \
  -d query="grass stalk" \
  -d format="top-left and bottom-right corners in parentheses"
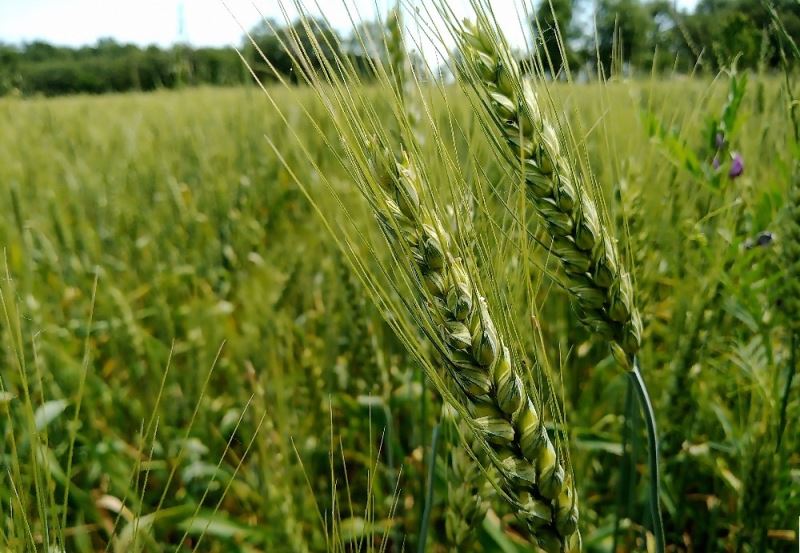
top-left (417, 422), bottom-right (440, 553)
top-left (776, 332), bottom-right (797, 451)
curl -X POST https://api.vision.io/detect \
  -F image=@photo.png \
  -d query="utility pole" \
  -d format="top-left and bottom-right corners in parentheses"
top-left (175, 1), bottom-right (190, 87)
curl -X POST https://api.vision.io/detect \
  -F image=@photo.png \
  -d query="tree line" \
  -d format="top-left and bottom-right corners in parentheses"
top-left (0, 17), bottom-right (382, 96)
top-left (538, 0), bottom-right (800, 77)
top-left (1, 0), bottom-right (798, 97)
top-left (0, 40), bottom-right (247, 96)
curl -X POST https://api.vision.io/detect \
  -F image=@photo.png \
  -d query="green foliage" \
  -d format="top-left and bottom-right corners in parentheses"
top-left (535, 0), bottom-right (800, 76)
top-left (594, 0), bottom-right (654, 74)
top-left (243, 17), bottom-right (346, 83)
top-left (0, 16), bottom-right (378, 97)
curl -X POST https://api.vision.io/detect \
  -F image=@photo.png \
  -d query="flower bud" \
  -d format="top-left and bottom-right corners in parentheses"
top-left (538, 440), bottom-right (564, 500)
top-left (552, 236), bottom-right (591, 274)
top-left (536, 528), bottom-right (563, 553)
top-left (555, 174), bottom-right (577, 212)
top-left (728, 152), bottom-right (744, 179)
top-left (423, 270), bottom-right (446, 297)
top-left (447, 283), bottom-right (472, 321)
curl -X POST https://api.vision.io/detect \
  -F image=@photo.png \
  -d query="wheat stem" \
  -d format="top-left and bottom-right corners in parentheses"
top-left (630, 358), bottom-right (665, 553)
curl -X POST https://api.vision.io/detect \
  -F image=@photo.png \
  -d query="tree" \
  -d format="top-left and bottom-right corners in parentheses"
top-left (532, 0), bottom-right (582, 76)
top-left (244, 17), bottom-right (344, 84)
top-left (681, 0), bottom-right (800, 71)
top-left (0, 45), bottom-right (21, 94)
top-left (594, 0), bottom-right (654, 75)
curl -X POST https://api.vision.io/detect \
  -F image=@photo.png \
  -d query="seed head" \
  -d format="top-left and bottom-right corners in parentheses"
top-left (458, 17), bottom-right (643, 365)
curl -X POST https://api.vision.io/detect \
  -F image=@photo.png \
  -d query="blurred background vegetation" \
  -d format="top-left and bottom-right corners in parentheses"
top-left (1, 0), bottom-right (800, 97)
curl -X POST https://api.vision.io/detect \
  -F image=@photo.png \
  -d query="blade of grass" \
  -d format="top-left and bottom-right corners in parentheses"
top-left (417, 422), bottom-right (440, 553)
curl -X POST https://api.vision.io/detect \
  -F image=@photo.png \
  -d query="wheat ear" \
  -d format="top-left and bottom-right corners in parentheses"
top-left (457, 18), bottom-right (642, 366)
top-left (372, 146), bottom-right (579, 551)
top-left (454, 17), bottom-right (669, 549)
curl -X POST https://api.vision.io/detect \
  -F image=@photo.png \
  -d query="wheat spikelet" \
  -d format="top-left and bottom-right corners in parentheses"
top-left (372, 146), bottom-right (579, 551)
top-left (457, 18), bottom-right (642, 366)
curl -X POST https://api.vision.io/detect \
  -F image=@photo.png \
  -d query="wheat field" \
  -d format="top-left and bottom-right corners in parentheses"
top-left (0, 7), bottom-right (798, 551)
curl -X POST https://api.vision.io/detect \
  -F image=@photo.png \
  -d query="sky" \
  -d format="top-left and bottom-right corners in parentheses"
top-left (0, 0), bottom-right (700, 62)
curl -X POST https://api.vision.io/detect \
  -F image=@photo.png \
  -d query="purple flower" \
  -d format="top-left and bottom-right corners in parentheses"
top-left (712, 155), bottom-right (721, 170)
top-left (729, 152), bottom-right (744, 179)
top-left (715, 132), bottom-right (725, 149)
